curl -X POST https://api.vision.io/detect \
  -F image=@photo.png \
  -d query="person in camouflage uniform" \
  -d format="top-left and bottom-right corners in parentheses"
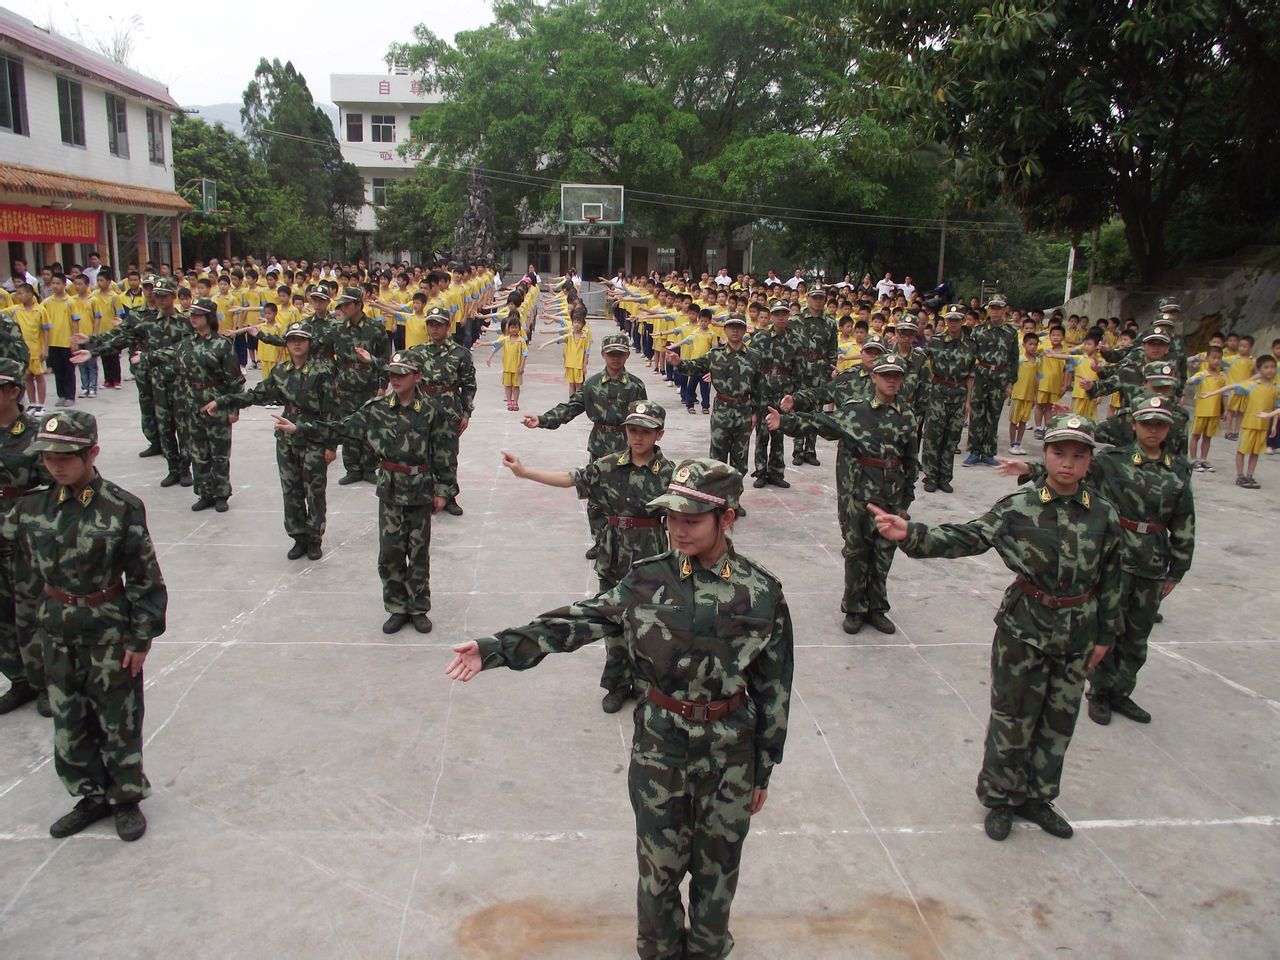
top-left (324, 287), bottom-right (392, 485)
top-left (523, 333), bottom-right (646, 559)
top-left (17, 410), bottom-right (167, 842)
top-left (783, 336), bottom-right (883, 412)
top-left (1000, 395), bottom-right (1195, 726)
top-left (1088, 330), bottom-right (1173, 411)
top-left (279, 351), bottom-right (443, 635)
top-left (920, 306), bottom-right (976, 493)
top-left (770, 355), bottom-right (918, 635)
top-left (502, 400), bottom-right (676, 713)
top-left (749, 301), bottom-right (801, 489)
top-left (446, 459), bottom-right (793, 960)
top-left (359, 305), bottom-right (477, 516)
top-left (140, 298), bottom-right (245, 512)
top-left (1153, 299), bottom-right (1189, 389)
top-left (892, 316), bottom-right (932, 446)
top-left (253, 284), bottom-right (337, 355)
top-left (206, 323), bottom-right (336, 560)
top-left (789, 289), bottom-right (838, 466)
top-left (964, 295), bottom-right (1019, 465)
top-left (1096, 361), bottom-right (1190, 455)
top-left (0, 307), bottom-right (30, 370)
top-left (665, 313), bottom-right (757, 502)
top-left (0, 358), bottom-right (49, 716)
top-left (872, 414), bottom-right (1121, 842)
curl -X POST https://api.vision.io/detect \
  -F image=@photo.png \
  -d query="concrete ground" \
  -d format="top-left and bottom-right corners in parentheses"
top-left (1, 315), bottom-right (1278, 959)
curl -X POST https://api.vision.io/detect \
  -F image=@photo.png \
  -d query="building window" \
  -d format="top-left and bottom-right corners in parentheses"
top-left (57, 75), bottom-right (85, 146)
top-left (346, 112), bottom-right (363, 142)
top-left (0, 55), bottom-right (28, 135)
top-left (528, 241), bottom-right (551, 275)
top-left (106, 93), bottom-right (128, 157)
top-left (371, 114), bottom-right (395, 143)
top-left (371, 178), bottom-right (388, 207)
top-left (146, 108), bottom-right (164, 164)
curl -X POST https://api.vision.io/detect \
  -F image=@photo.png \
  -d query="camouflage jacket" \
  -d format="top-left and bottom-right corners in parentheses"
top-left (405, 339), bottom-right (477, 418)
top-left (781, 395), bottom-right (918, 511)
top-left (1090, 358), bottom-right (1146, 408)
top-left (1022, 444), bottom-right (1194, 581)
top-left (298, 392), bottom-right (442, 504)
top-left (1096, 393), bottom-right (1190, 452)
top-left (0, 316), bottom-right (29, 368)
top-left (16, 473), bottom-right (167, 651)
top-left (970, 322), bottom-right (1020, 390)
top-left (155, 331), bottom-right (245, 406)
top-left (791, 366), bottom-right (870, 411)
top-left (325, 317), bottom-right (391, 395)
top-left (538, 369), bottom-right (647, 459)
top-left (675, 343), bottom-right (757, 414)
top-left (0, 411), bottom-right (48, 550)
top-left (901, 482), bottom-right (1122, 654)
top-left (256, 314), bottom-right (335, 353)
top-left (748, 328), bottom-right (802, 403)
top-left (84, 307), bottom-right (190, 378)
top-left (926, 332), bottom-right (976, 390)
top-left (572, 447), bottom-right (675, 587)
top-left (477, 545), bottom-right (794, 787)
top-left (790, 310), bottom-right (838, 381)
top-left (894, 345), bottom-right (933, 409)
top-left (215, 359), bottom-right (337, 448)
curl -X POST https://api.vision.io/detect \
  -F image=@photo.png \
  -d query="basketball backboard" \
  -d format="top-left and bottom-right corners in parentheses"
top-left (560, 184), bottom-right (624, 226)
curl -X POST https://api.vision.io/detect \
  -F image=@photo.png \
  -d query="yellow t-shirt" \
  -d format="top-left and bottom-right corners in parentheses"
top-left (1036, 344), bottom-right (1067, 395)
top-left (1187, 369), bottom-right (1227, 418)
top-left (561, 331), bottom-right (590, 371)
top-left (42, 295), bottom-right (74, 348)
top-left (256, 321), bottom-right (282, 363)
top-left (404, 309), bottom-right (430, 349)
top-left (69, 295), bottom-right (98, 337)
top-left (7, 303), bottom-right (48, 354)
top-left (93, 290), bottom-right (123, 330)
top-left (1239, 380), bottom-right (1279, 431)
top-left (1066, 353), bottom-right (1101, 399)
top-left (836, 333), bottom-right (860, 373)
top-left (1011, 353), bottom-right (1041, 403)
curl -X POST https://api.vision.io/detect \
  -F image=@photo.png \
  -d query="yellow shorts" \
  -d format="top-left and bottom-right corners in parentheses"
top-left (1228, 393), bottom-right (1248, 413)
top-left (1011, 399), bottom-right (1034, 424)
top-left (502, 371), bottom-right (521, 387)
top-left (1238, 427), bottom-right (1267, 454)
top-left (1035, 389), bottom-right (1058, 405)
top-left (1072, 396), bottom-right (1098, 419)
top-left (565, 366), bottom-right (584, 385)
top-left (27, 357), bottom-right (43, 375)
top-left (1192, 416), bottom-right (1219, 438)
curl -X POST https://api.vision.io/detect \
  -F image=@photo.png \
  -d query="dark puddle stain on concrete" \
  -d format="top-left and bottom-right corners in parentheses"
top-left (457, 894), bottom-right (955, 959)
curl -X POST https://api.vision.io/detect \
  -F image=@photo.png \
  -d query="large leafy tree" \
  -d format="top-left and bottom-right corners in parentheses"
top-left (373, 171), bottom-right (457, 261)
top-left (807, 0), bottom-right (1280, 282)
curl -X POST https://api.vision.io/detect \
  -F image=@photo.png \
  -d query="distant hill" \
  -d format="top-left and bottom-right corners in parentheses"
top-left (186, 102), bottom-right (339, 140)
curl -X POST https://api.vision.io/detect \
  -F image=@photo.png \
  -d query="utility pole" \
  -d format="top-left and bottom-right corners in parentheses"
top-left (1064, 244), bottom-right (1076, 303)
top-left (936, 204), bottom-right (947, 284)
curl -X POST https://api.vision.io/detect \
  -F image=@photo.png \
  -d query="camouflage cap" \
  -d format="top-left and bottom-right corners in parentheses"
top-left (306, 283), bottom-right (331, 301)
top-left (986, 294), bottom-right (1008, 308)
top-left (806, 287), bottom-right (826, 299)
top-left (1142, 330), bottom-right (1171, 345)
top-left (1132, 394), bottom-right (1175, 423)
top-left (624, 400), bottom-right (665, 429)
top-left (140, 273), bottom-right (159, 287)
top-left (283, 321), bottom-right (313, 340)
top-left (871, 354), bottom-right (907, 375)
top-left (29, 410), bottom-right (98, 453)
top-left (190, 297), bottom-right (216, 316)
top-left (648, 458), bottom-right (742, 515)
top-left (861, 336), bottom-right (888, 355)
top-left (1143, 361), bottom-right (1178, 386)
top-left (1157, 297), bottom-right (1181, 313)
top-left (425, 305), bottom-right (449, 325)
top-left (386, 351), bottom-right (420, 375)
top-left (334, 286), bottom-right (363, 306)
top-left (896, 316), bottom-right (919, 331)
top-left (601, 333), bottom-right (631, 354)
top-left (1152, 315), bottom-right (1177, 329)
top-left (943, 304), bottom-right (966, 320)
top-left (769, 299), bottom-right (790, 313)
top-left (153, 277), bottom-right (179, 296)
top-left (722, 312), bottom-right (748, 327)
top-left (1042, 413), bottom-right (1096, 448)
top-left (0, 357), bottom-right (23, 384)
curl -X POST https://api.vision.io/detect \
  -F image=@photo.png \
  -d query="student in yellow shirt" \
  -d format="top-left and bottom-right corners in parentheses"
top-left (538, 311), bottom-right (592, 396)
top-left (41, 274), bottom-right (76, 407)
top-left (68, 274), bottom-right (101, 398)
top-left (1033, 323), bottom-right (1068, 436)
top-left (1007, 331), bottom-right (1041, 455)
top-left (1185, 345), bottom-right (1228, 472)
top-left (2, 282), bottom-right (49, 411)
top-left (91, 269), bottom-right (126, 389)
top-left (1062, 331), bottom-right (1104, 419)
top-left (1202, 355), bottom-right (1280, 488)
top-left (255, 302), bottom-right (284, 389)
top-left (484, 316), bottom-right (529, 410)
top-left (668, 308), bottom-right (717, 413)
top-left (1222, 335), bottom-right (1256, 440)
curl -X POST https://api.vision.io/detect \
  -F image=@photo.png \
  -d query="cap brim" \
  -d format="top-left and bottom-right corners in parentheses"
top-left (647, 492), bottom-right (719, 514)
top-left (284, 332), bottom-right (313, 340)
top-left (1144, 377), bottom-right (1177, 386)
top-left (624, 415), bottom-right (663, 429)
top-left (601, 345), bottom-right (631, 354)
top-left (1133, 411), bottom-right (1175, 423)
top-left (1042, 428), bottom-right (1096, 447)
top-left (29, 438), bottom-right (89, 453)
top-left (386, 363), bottom-right (418, 375)
top-left (723, 319), bottom-right (747, 327)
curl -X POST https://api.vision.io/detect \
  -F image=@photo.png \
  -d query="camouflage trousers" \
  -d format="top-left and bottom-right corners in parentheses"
top-left (978, 630), bottom-right (1086, 807)
top-left (0, 551), bottom-right (43, 690)
top-left (430, 413), bottom-right (463, 501)
top-left (629, 750), bottom-right (754, 960)
top-left (378, 500), bottom-right (433, 614)
top-left (921, 387), bottom-right (967, 485)
top-left (967, 378), bottom-right (1005, 458)
top-left (277, 439), bottom-right (329, 544)
top-left (152, 375), bottom-right (189, 475)
top-left (598, 572), bottom-right (637, 694)
top-left (134, 365), bottom-right (160, 449)
top-left (1089, 571), bottom-right (1161, 701)
top-left (708, 410), bottom-right (752, 479)
top-left (43, 640), bottom-right (149, 804)
top-left (185, 408), bottom-right (233, 500)
top-left (336, 392), bottom-right (379, 477)
top-left (752, 418), bottom-right (786, 482)
top-left (587, 425), bottom-right (629, 547)
top-left (840, 503), bottom-right (899, 616)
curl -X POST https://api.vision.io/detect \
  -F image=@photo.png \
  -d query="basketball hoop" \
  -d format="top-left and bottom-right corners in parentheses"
top-left (585, 216), bottom-right (599, 227)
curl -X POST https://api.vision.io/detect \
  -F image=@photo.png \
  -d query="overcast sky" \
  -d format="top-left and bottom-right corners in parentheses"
top-left (13, 0), bottom-right (496, 104)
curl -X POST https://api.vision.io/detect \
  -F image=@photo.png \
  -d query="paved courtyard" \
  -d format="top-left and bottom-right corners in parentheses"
top-left (1, 315), bottom-right (1278, 959)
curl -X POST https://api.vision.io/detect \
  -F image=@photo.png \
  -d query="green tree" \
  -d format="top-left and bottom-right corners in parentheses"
top-left (373, 171), bottom-right (457, 261)
top-left (807, 0), bottom-right (1280, 282)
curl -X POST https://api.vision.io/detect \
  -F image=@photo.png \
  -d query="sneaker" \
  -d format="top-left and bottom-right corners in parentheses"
top-left (1008, 444), bottom-right (1024, 456)
top-left (601, 687), bottom-right (630, 714)
top-left (79, 390), bottom-right (90, 398)
top-left (961, 454), bottom-right (981, 466)
top-left (865, 612), bottom-right (896, 634)
top-left (49, 797), bottom-right (112, 838)
top-left (1015, 800), bottom-right (1073, 838)
top-left (1242, 476), bottom-right (1261, 489)
top-left (412, 614), bottom-right (433, 634)
top-left (687, 406), bottom-right (696, 414)
top-left (979, 456), bottom-right (1001, 467)
top-left (701, 407), bottom-right (710, 415)
top-left (113, 802), bottom-right (147, 842)
top-left (1110, 695), bottom-right (1151, 723)
top-left (88, 389), bottom-right (97, 398)
top-left (382, 613), bottom-right (410, 634)
top-left (1201, 461), bottom-right (1214, 472)
top-left (984, 804), bottom-right (1014, 841)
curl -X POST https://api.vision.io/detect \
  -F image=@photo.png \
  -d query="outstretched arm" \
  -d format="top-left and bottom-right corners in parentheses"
top-left (500, 450), bottom-right (575, 487)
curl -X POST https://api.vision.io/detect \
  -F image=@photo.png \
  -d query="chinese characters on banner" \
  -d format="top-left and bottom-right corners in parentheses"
top-left (0, 203), bottom-right (97, 243)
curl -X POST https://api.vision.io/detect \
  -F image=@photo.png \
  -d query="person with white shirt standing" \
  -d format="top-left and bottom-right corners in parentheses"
top-left (875, 272), bottom-right (899, 301)
top-left (784, 269), bottom-right (804, 291)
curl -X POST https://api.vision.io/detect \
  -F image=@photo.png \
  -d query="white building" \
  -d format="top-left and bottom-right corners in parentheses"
top-left (0, 7), bottom-right (188, 284)
top-left (330, 67), bottom-right (441, 261)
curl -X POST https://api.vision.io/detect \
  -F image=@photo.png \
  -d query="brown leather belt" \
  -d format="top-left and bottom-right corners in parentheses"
top-left (596, 423), bottom-right (625, 432)
top-left (857, 456), bottom-right (902, 469)
top-left (421, 384), bottom-right (460, 394)
top-left (802, 351), bottom-right (828, 363)
top-left (647, 686), bottom-right (747, 723)
top-left (44, 582), bottom-right (125, 608)
top-left (189, 381), bottom-right (221, 390)
top-left (0, 487), bottom-right (29, 500)
top-left (380, 460), bottom-right (429, 475)
top-left (760, 367), bottom-right (791, 377)
top-left (608, 515), bottom-right (662, 529)
top-left (339, 360), bottom-right (365, 368)
top-left (1119, 517), bottom-right (1167, 534)
top-left (933, 376), bottom-right (966, 389)
top-left (1014, 579), bottom-right (1095, 609)
top-left (282, 405), bottom-right (317, 418)
top-left (975, 360), bottom-right (1007, 371)
top-left (715, 392), bottom-right (749, 404)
